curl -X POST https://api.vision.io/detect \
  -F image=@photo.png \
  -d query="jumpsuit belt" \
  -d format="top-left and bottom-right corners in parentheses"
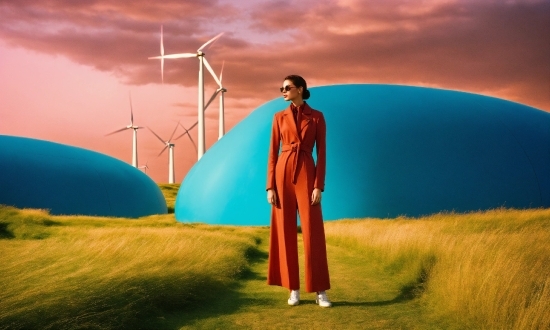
top-left (281, 143), bottom-right (313, 184)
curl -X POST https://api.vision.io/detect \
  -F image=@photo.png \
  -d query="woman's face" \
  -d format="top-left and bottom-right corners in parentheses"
top-left (281, 79), bottom-right (303, 103)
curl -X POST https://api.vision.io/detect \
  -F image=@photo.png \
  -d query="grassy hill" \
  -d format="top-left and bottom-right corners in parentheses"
top-left (158, 183), bottom-right (180, 213)
top-left (0, 192), bottom-right (549, 329)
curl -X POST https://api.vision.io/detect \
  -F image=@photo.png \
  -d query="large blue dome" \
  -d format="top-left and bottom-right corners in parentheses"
top-left (175, 84), bottom-right (550, 225)
top-left (0, 135), bottom-right (167, 217)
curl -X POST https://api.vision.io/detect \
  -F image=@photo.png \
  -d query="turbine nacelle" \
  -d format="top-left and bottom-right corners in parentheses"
top-left (148, 122), bottom-right (179, 157)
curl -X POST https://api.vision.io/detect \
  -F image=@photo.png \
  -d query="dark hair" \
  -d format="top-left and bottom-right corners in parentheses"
top-left (284, 75), bottom-right (310, 100)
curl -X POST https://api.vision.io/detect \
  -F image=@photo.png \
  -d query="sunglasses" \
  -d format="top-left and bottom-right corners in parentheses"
top-left (280, 85), bottom-right (297, 93)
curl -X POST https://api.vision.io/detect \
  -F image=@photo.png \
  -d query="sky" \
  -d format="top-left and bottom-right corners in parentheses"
top-left (0, 0), bottom-right (549, 183)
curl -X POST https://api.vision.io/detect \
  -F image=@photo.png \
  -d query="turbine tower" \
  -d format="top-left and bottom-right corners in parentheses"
top-left (149, 123), bottom-right (179, 184)
top-left (204, 61), bottom-right (227, 140)
top-left (149, 26), bottom-right (224, 160)
top-left (105, 93), bottom-right (142, 167)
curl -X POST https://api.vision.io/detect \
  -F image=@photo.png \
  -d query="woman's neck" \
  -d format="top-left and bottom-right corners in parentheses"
top-left (292, 99), bottom-right (304, 107)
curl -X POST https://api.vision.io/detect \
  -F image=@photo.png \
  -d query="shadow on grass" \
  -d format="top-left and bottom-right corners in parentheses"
top-left (332, 290), bottom-right (421, 308)
top-left (239, 269), bottom-right (268, 281)
top-left (323, 281), bottom-right (426, 308)
top-left (245, 244), bottom-right (268, 263)
top-left (0, 222), bottom-right (15, 239)
top-left (149, 242), bottom-right (272, 328)
top-left (160, 285), bottom-right (266, 328)
top-left (41, 219), bottom-right (63, 226)
top-left (0, 273), bottom-right (257, 330)
top-left (239, 244), bottom-right (269, 280)
top-left (157, 242), bottom-right (273, 328)
top-left (138, 279), bottom-right (251, 329)
top-left (334, 258), bottom-right (433, 308)
top-left (0, 240), bottom-right (270, 330)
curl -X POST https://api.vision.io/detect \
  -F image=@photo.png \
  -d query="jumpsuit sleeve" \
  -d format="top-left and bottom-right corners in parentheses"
top-left (314, 112), bottom-right (326, 191)
top-left (266, 114), bottom-right (281, 191)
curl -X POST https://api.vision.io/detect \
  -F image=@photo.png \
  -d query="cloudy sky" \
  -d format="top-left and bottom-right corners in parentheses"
top-left (1, 0), bottom-right (549, 183)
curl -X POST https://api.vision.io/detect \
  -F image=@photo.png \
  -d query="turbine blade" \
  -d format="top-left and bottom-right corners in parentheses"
top-left (198, 32), bottom-right (224, 52)
top-left (148, 127), bottom-right (166, 144)
top-left (160, 25), bottom-right (164, 83)
top-left (174, 132), bottom-right (186, 140)
top-left (129, 92), bottom-right (134, 125)
top-left (220, 60), bottom-right (224, 83)
top-left (160, 25), bottom-right (164, 56)
top-left (175, 122), bottom-right (191, 140)
top-left (203, 58), bottom-right (222, 87)
top-left (175, 123), bottom-right (198, 153)
top-left (149, 53), bottom-right (196, 60)
top-left (205, 90), bottom-right (220, 111)
top-left (178, 122), bottom-right (191, 132)
top-left (163, 53), bottom-right (196, 59)
top-left (158, 145), bottom-right (168, 157)
top-left (187, 132), bottom-right (197, 153)
top-left (168, 121), bottom-right (179, 142)
top-left (105, 127), bottom-right (128, 136)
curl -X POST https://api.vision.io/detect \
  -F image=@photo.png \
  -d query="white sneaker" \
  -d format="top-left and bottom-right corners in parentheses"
top-left (287, 290), bottom-right (300, 306)
top-left (316, 291), bottom-right (332, 308)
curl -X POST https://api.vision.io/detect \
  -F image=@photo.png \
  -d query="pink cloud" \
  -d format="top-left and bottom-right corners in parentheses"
top-left (2, 0), bottom-right (547, 109)
top-left (1, 0), bottom-right (549, 182)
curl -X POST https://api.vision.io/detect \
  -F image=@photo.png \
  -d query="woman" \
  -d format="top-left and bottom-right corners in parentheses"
top-left (266, 75), bottom-right (331, 308)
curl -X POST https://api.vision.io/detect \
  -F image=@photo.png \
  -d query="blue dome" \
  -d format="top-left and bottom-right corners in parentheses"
top-left (175, 84), bottom-right (550, 225)
top-left (0, 135), bottom-right (167, 217)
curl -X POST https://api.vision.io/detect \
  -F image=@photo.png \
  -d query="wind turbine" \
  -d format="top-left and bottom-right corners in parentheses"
top-left (105, 93), bottom-right (142, 167)
top-left (138, 161), bottom-right (149, 174)
top-left (204, 61), bottom-right (227, 140)
top-left (149, 26), bottom-right (224, 160)
top-left (148, 122), bottom-right (179, 184)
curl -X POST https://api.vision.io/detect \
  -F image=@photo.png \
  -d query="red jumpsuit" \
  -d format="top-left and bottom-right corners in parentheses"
top-left (266, 102), bottom-right (330, 293)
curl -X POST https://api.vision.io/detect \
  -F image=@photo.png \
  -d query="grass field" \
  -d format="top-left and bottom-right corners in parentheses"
top-left (1, 187), bottom-right (549, 329)
top-left (158, 183), bottom-right (180, 213)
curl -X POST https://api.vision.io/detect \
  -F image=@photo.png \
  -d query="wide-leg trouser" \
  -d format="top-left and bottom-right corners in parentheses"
top-left (267, 156), bottom-right (331, 293)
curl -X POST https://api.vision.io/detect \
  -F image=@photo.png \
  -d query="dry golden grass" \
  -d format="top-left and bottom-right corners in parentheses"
top-left (2, 203), bottom-right (549, 329)
top-left (0, 206), bottom-right (261, 329)
top-left (324, 208), bottom-right (550, 329)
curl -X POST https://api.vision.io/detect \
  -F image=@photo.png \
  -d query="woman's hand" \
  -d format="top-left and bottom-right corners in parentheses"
top-left (267, 189), bottom-right (277, 205)
top-left (311, 188), bottom-right (322, 205)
